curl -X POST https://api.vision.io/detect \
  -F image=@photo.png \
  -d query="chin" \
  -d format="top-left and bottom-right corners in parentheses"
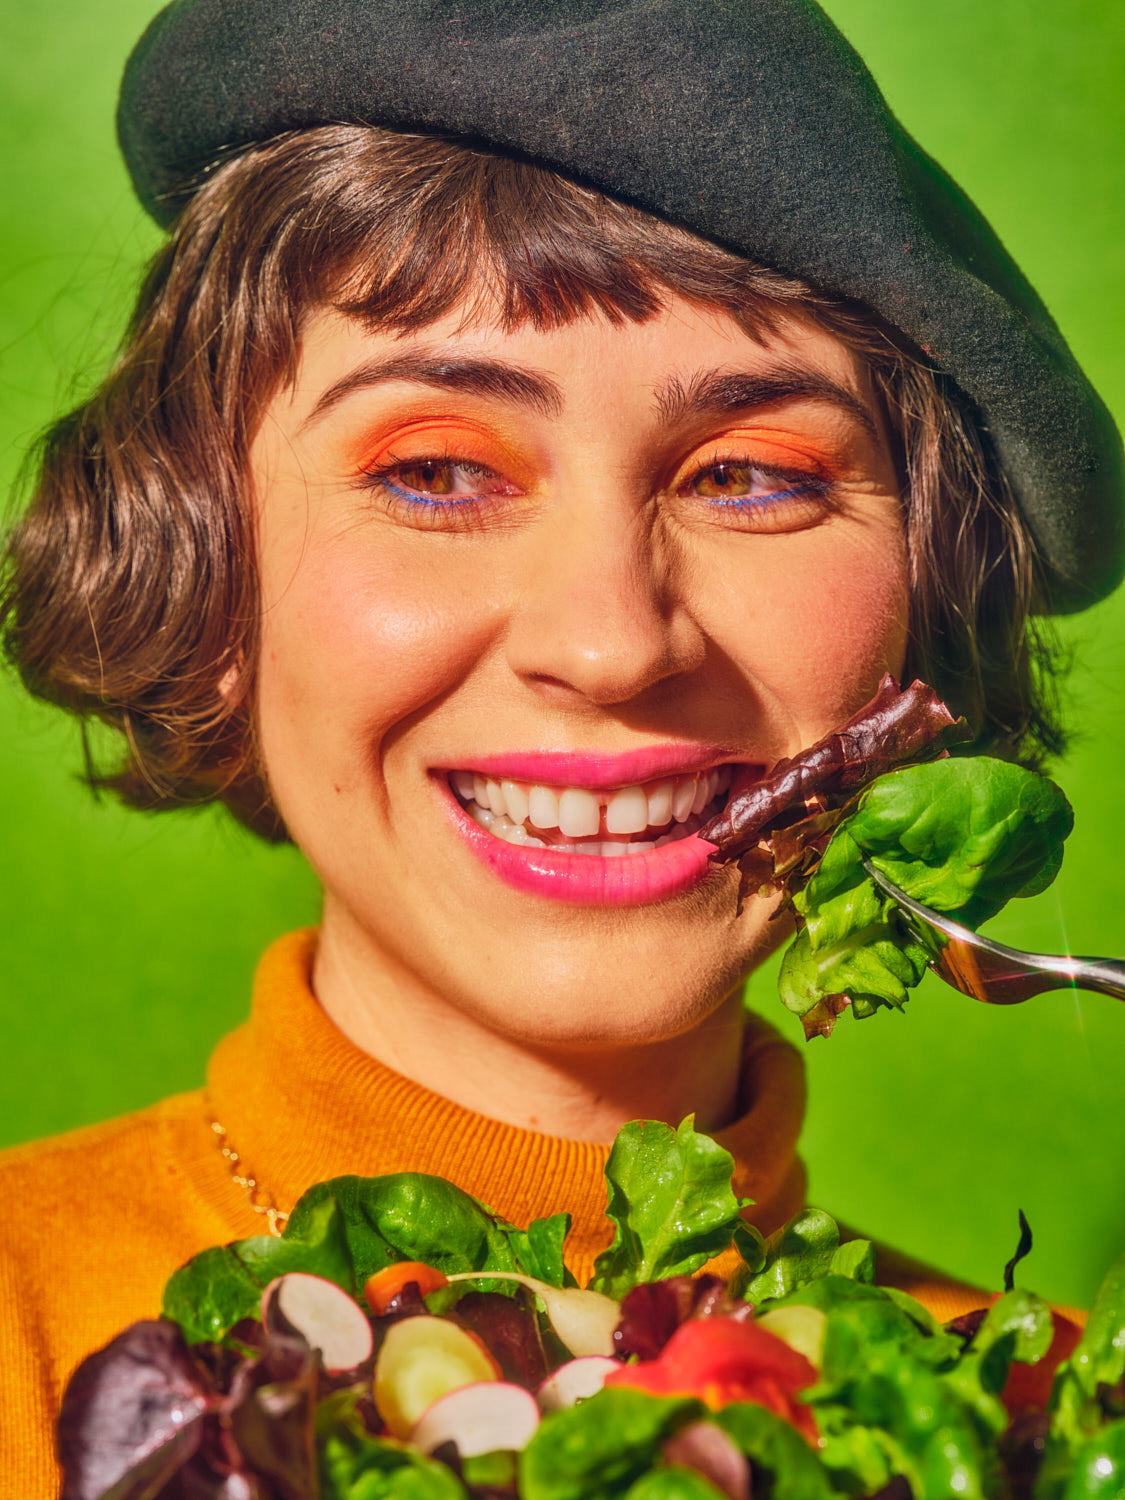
top-left (443, 902), bottom-right (784, 1051)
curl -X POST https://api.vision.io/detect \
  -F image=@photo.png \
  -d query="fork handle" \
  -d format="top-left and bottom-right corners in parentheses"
top-left (1066, 957), bottom-right (1125, 1001)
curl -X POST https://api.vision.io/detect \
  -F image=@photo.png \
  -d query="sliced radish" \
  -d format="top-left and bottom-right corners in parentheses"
top-left (374, 1315), bottom-right (500, 1439)
top-left (662, 1421), bottom-right (751, 1500)
top-left (260, 1273), bottom-right (373, 1374)
top-left (537, 1356), bottom-right (620, 1412)
top-left (412, 1380), bottom-right (541, 1456)
top-left (446, 1272), bottom-right (621, 1357)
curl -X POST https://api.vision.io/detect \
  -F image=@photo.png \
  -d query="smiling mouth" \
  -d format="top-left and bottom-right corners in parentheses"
top-left (447, 766), bottom-right (735, 856)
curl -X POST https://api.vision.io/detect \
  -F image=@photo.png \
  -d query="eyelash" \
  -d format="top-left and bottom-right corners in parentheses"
top-left (355, 452), bottom-right (833, 526)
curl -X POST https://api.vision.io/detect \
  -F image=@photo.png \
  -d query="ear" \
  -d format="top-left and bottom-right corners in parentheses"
top-left (217, 651), bottom-right (247, 706)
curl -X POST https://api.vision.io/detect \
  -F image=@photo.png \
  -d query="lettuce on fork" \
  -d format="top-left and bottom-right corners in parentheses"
top-left (701, 677), bottom-right (1074, 1038)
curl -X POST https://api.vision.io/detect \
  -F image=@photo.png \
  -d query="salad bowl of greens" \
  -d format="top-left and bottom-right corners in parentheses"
top-left (59, 1118), bottom-right (1125, 1500)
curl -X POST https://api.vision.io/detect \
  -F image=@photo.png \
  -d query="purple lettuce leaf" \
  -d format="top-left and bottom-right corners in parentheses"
top-left (700, 675), bottom-right (970, 904)
top-left (58, 1321), bottom-right (215, 1500)
top-left (449, 1289), bottom-right (549, 1389)
top-left (613, 1275), bottom-right (752, 1361)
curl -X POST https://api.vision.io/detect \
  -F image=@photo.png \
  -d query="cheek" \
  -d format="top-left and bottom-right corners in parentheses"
top-left (698, 516), bottom-right (910, 740)
top-left (254, 524), bottom-right (496, 807)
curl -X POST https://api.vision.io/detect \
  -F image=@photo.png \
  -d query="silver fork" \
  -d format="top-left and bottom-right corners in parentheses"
top-left (862, 861), bottom-right (1125, 1005)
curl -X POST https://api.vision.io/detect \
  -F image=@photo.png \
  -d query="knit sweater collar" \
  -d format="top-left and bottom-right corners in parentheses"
top-left (207, 929), bottom-right (807, 1284)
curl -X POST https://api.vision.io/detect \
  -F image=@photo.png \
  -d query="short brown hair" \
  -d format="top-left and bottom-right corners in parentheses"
top-left (0, 127), bottom-right (1064, 841)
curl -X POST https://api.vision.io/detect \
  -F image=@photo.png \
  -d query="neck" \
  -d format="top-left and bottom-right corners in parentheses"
top-left (313, 901), bottom-right (748, 1143)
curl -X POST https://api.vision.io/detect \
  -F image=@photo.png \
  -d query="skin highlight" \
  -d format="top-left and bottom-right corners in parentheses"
top-left (249, 294), bottom-right (910, 1141)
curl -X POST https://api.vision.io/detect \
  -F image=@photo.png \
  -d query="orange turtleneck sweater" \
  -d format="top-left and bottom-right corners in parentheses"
top-left (0, 929), bottom-right (980, 1496)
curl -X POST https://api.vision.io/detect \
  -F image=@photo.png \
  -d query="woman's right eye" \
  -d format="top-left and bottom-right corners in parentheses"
top-left (356, 455), bottom-right (521, 525)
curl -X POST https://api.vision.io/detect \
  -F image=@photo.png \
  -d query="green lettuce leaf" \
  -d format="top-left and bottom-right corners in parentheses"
top-left (830, 1238), bottom-right (876, 1284)
top-left (588, 1117), bottom-right (747, 1298)
top-left (714, 1403), bottom-right (835, 1497)
top-left (811, 1347), bottom-right (997, 1500)
top-left (623, 1467), bottom-right (727, 1500)
top-left (784, 757), bottom-right (1072, 1027)
top-left (161, 1244), bottom-right (264, 1345)
top-left (320, 1419), bottom-right (468, 1500)
top-left (1060, 1418), bottom-right (1125, 1499)
top-left (741, 1209), bottom-right (840, 1304)
top-left (162, 1198), bottom-right (354, 1343)
top-left (519, 1389), bottom-right (703, 1500)
top-left (235, 1196), bottom-right (356, 1294)
top-left (285, 1173), bottom-right (522, 1284)
top-left (503, 1211), bottom-right (576, 1288)
top-left (1048, 1247), bottom-right (1125, 1456)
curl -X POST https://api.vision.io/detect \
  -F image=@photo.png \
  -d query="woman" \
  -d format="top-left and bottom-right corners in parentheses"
top-left (0, 0), bottom-right (1121, 1488)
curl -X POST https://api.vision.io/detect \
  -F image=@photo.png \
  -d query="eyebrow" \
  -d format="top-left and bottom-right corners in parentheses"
top-left (301, 347), bottom-right (879, 441)
top-left (654, 367), bottom-right (879, 439)
top-left (300, 350), bottom-right (564, 430)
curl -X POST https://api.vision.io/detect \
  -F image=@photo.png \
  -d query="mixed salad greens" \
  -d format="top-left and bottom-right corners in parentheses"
top-left (59, 1119), bottom-right (1125, 1500)
top-left (699, 677), bottom-right (1074, 1038)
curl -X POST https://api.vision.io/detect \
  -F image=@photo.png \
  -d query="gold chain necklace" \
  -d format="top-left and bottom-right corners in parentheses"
top-left (208, 1115), bottom-right (289, 1237)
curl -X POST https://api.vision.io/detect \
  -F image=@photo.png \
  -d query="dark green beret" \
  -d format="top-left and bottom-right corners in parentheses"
top-left (117, 0), bottom-right (1123, 611)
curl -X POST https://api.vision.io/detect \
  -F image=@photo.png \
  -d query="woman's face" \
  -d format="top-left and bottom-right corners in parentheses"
top-left (250, 293), bottom-right (909, 1047)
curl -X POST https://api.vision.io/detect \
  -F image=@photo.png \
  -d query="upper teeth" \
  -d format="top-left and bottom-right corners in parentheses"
top-left (450, 767), bottom-right (731, 839)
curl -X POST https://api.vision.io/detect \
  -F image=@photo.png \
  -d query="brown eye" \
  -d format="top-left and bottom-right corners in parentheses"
top-left (398, 461), bottom-right (457, 495)
top-left (693, 464), bottom-right (756, 499)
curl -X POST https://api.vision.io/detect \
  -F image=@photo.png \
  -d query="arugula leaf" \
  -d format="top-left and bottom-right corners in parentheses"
top-left (285, 1173), bottom-right (522, 1284)
top-left (504, 1212), bottom-right (576, 1289)
top-left (519, 1389), bottom-right (703, 1500)
top-left (588, 1118), bottom-right (747, 1299)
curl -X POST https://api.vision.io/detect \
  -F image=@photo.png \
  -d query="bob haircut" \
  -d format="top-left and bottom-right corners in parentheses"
top-left (1, 127), bottom-right (1063, 842)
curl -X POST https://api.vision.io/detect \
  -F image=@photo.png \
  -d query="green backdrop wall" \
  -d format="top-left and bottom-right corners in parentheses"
top-left (1, 0), bottom-right (1122, 1309)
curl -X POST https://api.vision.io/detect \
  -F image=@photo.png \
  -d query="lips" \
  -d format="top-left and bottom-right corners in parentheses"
top-left (435, 751), bottom-right (748, 906)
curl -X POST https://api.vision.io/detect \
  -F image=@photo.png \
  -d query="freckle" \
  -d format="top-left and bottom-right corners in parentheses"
top-left (334, 784), bottom-right (343, 794)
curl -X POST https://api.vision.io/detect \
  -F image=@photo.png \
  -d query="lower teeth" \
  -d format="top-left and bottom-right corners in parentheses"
top-left (465, 802), bottom-right (704, 856)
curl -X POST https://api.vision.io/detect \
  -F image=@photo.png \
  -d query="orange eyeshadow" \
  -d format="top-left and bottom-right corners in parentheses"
top-left (681, 426), bottom-right (844, 480)
top-left (351, 416), bottom-right (530, 481)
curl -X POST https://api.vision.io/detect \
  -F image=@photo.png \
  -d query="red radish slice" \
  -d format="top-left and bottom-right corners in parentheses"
top-left (260, 1273), bottom-right (373, 1374)
top-left (662, 1421), bottom-right (751, 1500)
top-left (374, 1315), bottom-right (500, 1439)
top-left (412, 1381), bottom-right (541, 1456)
top-left (537, 1356), bottom-right (619, 1411)
top-left (445, 1272), bottom-right (621, 1357)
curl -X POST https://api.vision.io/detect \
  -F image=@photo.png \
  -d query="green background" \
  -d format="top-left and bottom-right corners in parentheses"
top-left (1, 1), bottom-right (1122, 1308)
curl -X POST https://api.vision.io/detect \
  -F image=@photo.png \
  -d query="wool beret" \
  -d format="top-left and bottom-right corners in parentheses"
top-left (117, 0), bottom-right (1123, 611)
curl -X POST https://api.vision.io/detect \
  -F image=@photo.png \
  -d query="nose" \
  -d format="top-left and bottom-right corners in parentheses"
top-left (503, 500), bottom-right (707, 707)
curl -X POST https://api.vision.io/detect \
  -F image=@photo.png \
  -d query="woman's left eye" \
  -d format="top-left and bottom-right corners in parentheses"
top-left (681, 460), bottom-right (830, 511)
